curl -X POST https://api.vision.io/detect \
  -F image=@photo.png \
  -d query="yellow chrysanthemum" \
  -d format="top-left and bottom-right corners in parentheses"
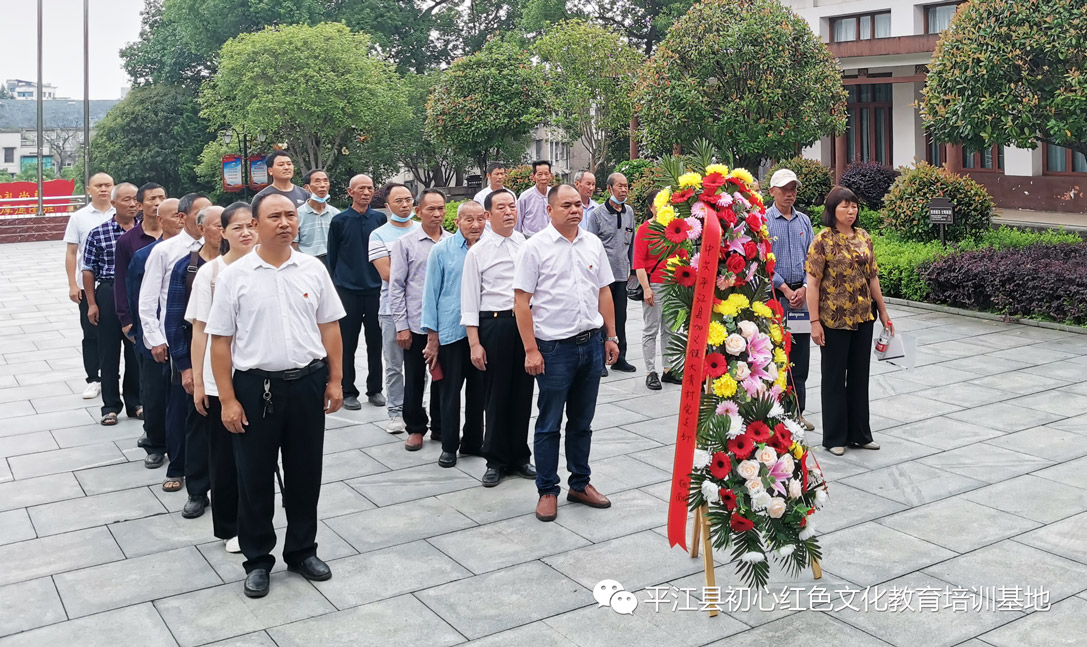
top-left (666, 255), bottom-right (683, 269)
top-left (654, 188), bottom-right (671, 210)
top-left (775, 369), bottom-right (788, 390)
top-left (774, 348), bottom-right (788, 367)
top-left (727, 293), bottom-right (750, 311)
top-left (678, 172), bottom-right (703, 188)
top-left (713, 375), bottom-right (738, 398)
top-left (729, 168), bottom-right (755, 187)
top-left (655, 204), bottom-right (676, 226)
top-left (750, 192), bottom-right (765, 207)
top-left (706, 164), bottom-right (730, 176)
top-left (766, 252), bottom-right (776, 263)
top-left (751, 301), bottom-right (773, 319)
top-left (791, 443), bottom-right (804, 459)
top-left (713, 293), bottom-right (750, 319)
top-left (761, 225), bottom-right (770, 239)
top-left (770, 324), bottom-right (783, 344)
top-left (706, 321), bottom-right (727, 346)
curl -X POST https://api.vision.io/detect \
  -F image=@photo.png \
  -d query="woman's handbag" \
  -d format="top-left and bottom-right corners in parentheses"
top-left (627, 257), bottom-right (665, 302)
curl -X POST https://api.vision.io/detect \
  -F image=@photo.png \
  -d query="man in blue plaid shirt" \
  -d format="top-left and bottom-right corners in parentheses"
top-left (82, 182), bottom-right (143, 425)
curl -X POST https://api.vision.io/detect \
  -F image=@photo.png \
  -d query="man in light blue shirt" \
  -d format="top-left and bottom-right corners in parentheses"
top-left (422, 200), bottom-right (488, 468)
top-left (515, 160), bottom-right (553, 237)
top-left (294, 170), bottom-right (341, 267)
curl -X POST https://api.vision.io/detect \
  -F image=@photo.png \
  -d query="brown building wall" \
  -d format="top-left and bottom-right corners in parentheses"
top-left (967, 173), bottom-right (1087, 214)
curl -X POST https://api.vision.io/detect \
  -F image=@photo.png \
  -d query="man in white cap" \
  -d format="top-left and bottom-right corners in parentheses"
top-left (765, 168), bottom-right (815, 431)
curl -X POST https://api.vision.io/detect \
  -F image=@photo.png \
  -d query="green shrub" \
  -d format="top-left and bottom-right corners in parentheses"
top-left (883, 162), bottom-right (994, 243)
top-left (807, 205), bottom-right (884, 233)
top-left (839, 162), bottom-right (898, 209)
top-left (765, 157), bottom-right (833, 213)
top-left (872, 235), bottom-right (947, 301)
top-left (444, 200), bottom-right (461, 233)
top-left (505, 165), bottom-right (535, 196)
top-left (627, 162), bottom-right (668, 223)
top-left (965, 226), bottom-right (1082, 251)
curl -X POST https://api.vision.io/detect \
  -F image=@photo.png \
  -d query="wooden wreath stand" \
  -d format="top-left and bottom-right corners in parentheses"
top-left (688, 504), bottom-right (822, 617)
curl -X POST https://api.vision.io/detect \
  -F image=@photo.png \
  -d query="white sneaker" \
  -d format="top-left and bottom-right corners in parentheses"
top-left (387, 417), bottom-right (406, 434)
top-left (225, 536), bottom-right (241, 553)
top-left (82, 382), bottom-right (101, 399)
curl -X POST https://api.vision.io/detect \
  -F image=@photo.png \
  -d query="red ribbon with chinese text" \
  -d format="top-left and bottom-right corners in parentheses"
top-left (667, 210), bottom-right (723, 549)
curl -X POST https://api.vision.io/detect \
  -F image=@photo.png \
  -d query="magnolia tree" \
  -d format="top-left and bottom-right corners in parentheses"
top-left (200, 23), bottom-right (405, 174)
top-left (921, 0), bottom-right (1087, 159)
top-left (426, 38), bottom-right (547, 174)
top-left (534, 20), bottom-right (645, 172)
top-left (634, 0), bottom-right (846, 168)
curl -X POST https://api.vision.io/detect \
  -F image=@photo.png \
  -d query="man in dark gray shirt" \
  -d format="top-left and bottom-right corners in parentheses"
top-left (584, 173), bottom-right (637, 373)
top-left (253, 150), bottom-right (309, 208)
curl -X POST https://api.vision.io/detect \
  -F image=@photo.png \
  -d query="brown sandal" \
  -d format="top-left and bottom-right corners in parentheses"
top-left (162, 477), bottom-right (183, 492)
top-left (101, 412), bottom-right (119, 426)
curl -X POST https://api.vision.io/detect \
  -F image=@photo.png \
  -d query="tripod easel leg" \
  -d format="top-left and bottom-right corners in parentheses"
top-left (690, 507), bottom-right (701, 558)
top-left (811, 557), bottom-right (822, 580)
top-left (699, 504), bottom-right (718, 617)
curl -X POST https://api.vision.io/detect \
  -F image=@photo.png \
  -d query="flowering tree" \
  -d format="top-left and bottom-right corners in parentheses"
top-left (648, 143), bottom-right (826, 588)
top-left (921, 0), bottom-right (1087, 159)
top-left (634, 0), bottom-right (846, 169)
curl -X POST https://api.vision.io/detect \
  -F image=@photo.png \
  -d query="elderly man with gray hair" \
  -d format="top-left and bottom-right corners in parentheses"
top-left (583, 172), bottom-right (637, 373)
top-left (573, 170), bottom-right (599, 229)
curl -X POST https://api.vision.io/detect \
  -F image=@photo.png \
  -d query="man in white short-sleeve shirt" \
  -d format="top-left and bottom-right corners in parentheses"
top-left (63, 172), bottom-right (115, 397)
top-left (206, 192), bottom-right (345, 600)
top-left (512, 184), bottom-right (619, 524)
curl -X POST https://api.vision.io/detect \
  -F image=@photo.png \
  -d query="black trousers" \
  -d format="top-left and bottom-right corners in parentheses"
top-left (137, 352), bottom-right (168, 456)
top-left (232, 367), bottom-right (327, 573)
top-left (775, 294), bottom-right (809, 413)
top-left (185, 395), bottom-right (210, 500)
top-left (608, 281), bottom-right (628, 362)
top-left (820, 320), bottom-right (875, 449)
top-left (402, 332), bottom-right (442, 438)
top-left (437, 337), bottom-right (484, 455)
top-left (78, 289), bottom-right (100, 383)
top-left (94, 281), bottom-right (140, 417)
top-left (337, 289), bottom-right (383, 398)
top-left (165, 380), bottom-right (188, 479)
top-left (479, 316), bottom-right (533, 470)
top-left (204, 396), bottom-right (239, 540)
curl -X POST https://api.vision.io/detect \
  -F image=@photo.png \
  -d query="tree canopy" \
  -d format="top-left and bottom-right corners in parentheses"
top-left (199, 22), bottom-right (405, 174)
top-left (634, 0), bottom-right (846, 169)
top-left (921, 0), bottom-right (1087, 158)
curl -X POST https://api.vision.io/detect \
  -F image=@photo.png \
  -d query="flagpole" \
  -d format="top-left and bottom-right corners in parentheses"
top-left (83, 0), bottom-right (91, 197)
top-left (36, 0), bottom-right (44, 216)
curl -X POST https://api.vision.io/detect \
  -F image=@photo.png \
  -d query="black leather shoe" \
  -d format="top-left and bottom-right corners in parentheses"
top-left (438, 451), bottom-right (457, 468)
top-left (661, 371), bottom-right (683, 385)
top-left (287, 556), bottom-right (332, 581)
top-left (645, 371), bottom-right (662, 390)
top-left (612, 360), bottom-right (637, 373)
top-left (511, 463), bottom-right (537, 479)
top-left (342, 396), bottom-right (362, 410)
top-left (601, 366), bottom-right (609, 377)
top-left (481, 467), bottom-right (502, 487)
top-left (137, 433), bottom-right (150, 449)
top-left (144, 453), bottom-right (164, 469)
top-left (181, 495), bottom-right (209, 519)
top-left (244, 569), bottom-right (270, 598)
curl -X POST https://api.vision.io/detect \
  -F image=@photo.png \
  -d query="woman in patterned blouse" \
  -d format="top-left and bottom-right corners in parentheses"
top-left (804, 187), bottom-right (894, 456)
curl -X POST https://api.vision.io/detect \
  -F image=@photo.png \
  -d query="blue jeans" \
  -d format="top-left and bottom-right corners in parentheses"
top-left (533, 332), bottom-right (603, 496)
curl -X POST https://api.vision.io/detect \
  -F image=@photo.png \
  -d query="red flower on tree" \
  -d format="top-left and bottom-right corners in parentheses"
top-left (671, 188), bottom-right (694, 204)
top-left (673, 265), bottom-right (696, 287)
top-left (709, 452), bottom-right (732, 479)
top-left (705, 353), bottom-right (728, 378)
top-left (730, 514), bottom-right (755, 532)
top-left (743, 240), bottom-right (758, 260)
top-left (746, 421), bottom-right (772, 443)
top-left (665, 218), bottom-right (691, 243)
top-left (720, 488), bottom-right (738, 511)
top-left (727, 434), bottom-right (755, 459)
top-left (725, 254), bottom-right (747, 275)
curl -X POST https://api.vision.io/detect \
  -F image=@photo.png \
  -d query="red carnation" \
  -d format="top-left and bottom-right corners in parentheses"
top-left (784, 331), bottom-right (793, 354)
top-left (746, 214), bottom-right (763, 231)
top-left (705, 352), bottom-right (728, 378)
top-left (746, 421), bottom-right (772, 443)
top-left (673, 265), bottom-right (696, 287)
top-left (727, 434), bottom-right (755, 459)
top-left (730, 514), bottom-right (755, 532)
top-left (766, 256), bottom-right (776, 275)
top-left (671, 188), bottom-right (694, 204)
top-left (720, 488), bottom-right (738, 511)
top-left (725, 254), bottom-right (747, 275)
top-left (743, 241), bottom-right (758, 260)
top-left (767, 299), bottom-right (784, 321)
top-left (703, 172), bottom-right (727, 192)
top-left (709, 452), bottom-right (732, 479)
top-left (665, 218), bottom-right (691, 243)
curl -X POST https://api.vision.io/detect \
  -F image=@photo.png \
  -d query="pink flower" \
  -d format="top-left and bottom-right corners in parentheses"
top-left (768, 385), bottom-right (783, 400)
top-left (742, 377), bottom-right (763, 397)
top-left (746, 333), bottom-right (773, 368)
top-left (733, 192), bottom-right (751, 210)
top-left (690, 202), bottom-right (711, 220)
top-left (745, 261), bottom-right (759, 282)
top-left (716, 193), bottom-right (734, 208)
top-left (686, 217), bottom-right (702, 240)
top-left (727, 232), bottom-right (752, 257)
top-left (716, 401), bottom-right (739, 416)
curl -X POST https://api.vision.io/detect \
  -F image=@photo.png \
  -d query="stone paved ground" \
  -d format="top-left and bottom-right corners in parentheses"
top-left (1, 238), bottom-right (1085, 647)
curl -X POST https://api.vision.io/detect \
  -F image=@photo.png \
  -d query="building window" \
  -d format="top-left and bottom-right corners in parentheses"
top-left (962, 145), bottom-right (1004, 172)
top-left (926, 2), bottom-right (962, 34)
top-left (831, 11), bottom-right (891, 42)
top-left (1044, 143), bottom-right (1087, 174)
top-left (2, 148), bottom-right (13, 164)
top-left (844, 84), bottom-right (893, 166)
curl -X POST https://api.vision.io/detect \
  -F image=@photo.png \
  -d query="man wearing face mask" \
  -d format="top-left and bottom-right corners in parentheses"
top-left (294, 169), bottom-right (340, 268)
top-left (367, 183), bottom-right (420, 434)
top-left (584, 173), bottom-right (637, 374)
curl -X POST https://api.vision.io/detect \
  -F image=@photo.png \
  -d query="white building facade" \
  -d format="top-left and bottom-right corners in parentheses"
top-left (786, 0), bottom-right (1086, 214)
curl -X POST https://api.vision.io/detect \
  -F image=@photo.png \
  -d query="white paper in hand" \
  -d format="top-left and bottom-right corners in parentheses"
top-left (873, 330), bottom-right (916, 370)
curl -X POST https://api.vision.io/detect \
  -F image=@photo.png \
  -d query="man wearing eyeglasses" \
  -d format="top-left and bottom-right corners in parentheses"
top-left (327, 174), bottom-right (388, 411)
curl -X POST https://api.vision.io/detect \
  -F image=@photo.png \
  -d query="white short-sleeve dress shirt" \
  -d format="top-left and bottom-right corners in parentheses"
top-left (461, 228), bottom-right (525, 327)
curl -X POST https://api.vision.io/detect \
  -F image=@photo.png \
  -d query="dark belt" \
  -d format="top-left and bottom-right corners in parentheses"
top-left (97, 278), bottom-right (114, 285)
top-left (555, 329), bottom-right (599, 345)
top-left (242, 359), bottom-right (325, 381)
top-left (480, 310), bottom-right (514, 319)
top-left (786, 281), bottom-right (805, 291)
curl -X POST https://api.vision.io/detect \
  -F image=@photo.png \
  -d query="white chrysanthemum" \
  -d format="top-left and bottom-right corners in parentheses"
top-left (784, 417), bottom-right (805, 442)
top-left (739, 552), bottom-right (766, 563)
top-left (752, 491), bottom-right (772, 511)
top-left (814, 489), bottom-right (828, 509)
top-left (778, 545), bottom-right (796, 557)
top-left (692, 449), bottom-right (711, 470)
top-left (769, 401), bottom-right (784, 419)
top-left (701, 480), bottom-right (721, 503)
top-left (726, 416), bottom-right (745, 439)
top-left (799, 523), bottom-right (817, 541)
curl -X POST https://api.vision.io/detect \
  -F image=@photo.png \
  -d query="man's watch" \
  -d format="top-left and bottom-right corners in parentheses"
top-left (606, 336), bottom-right (619, 344)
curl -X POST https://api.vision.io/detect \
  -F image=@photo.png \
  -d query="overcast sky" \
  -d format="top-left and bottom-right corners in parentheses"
top-left (4, 0), bottom-right (145, 100)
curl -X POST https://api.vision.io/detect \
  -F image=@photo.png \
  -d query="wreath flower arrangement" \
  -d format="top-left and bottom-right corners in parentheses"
top-left (647, 146), bottom-right (828, 589)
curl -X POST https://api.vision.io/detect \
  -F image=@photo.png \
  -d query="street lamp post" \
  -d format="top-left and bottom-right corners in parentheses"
top-left (220, 129), bottom-right (267, 200)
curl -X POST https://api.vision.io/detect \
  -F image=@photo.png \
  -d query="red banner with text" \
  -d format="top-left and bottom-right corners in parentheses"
top-left (0, 179), bottom-right (77, 216)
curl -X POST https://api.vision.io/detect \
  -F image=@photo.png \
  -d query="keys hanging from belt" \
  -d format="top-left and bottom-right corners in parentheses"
top-left (262, 379), bottom-right (274, 419)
